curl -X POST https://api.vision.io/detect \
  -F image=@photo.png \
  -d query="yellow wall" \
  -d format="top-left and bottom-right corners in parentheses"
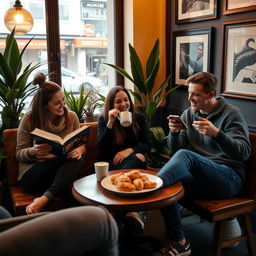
top-left (133, 0), bottom-right (166, 87)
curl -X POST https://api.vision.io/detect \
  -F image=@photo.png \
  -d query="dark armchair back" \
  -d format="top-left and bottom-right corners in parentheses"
top-left (245, 133), bottom-right (256, 198)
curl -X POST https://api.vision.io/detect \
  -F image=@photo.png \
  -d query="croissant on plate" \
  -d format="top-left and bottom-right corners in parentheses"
top-left (111, 170), bottom-right (157, 191)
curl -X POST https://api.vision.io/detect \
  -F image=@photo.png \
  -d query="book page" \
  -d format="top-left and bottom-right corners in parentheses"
top-left (62, 125), bottom-right (89, 143)
top-left (31, 129), bottom-right (63, 144)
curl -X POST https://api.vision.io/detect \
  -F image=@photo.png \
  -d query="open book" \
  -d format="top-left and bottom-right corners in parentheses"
top-left (31, 125), bottom-right (90, 156)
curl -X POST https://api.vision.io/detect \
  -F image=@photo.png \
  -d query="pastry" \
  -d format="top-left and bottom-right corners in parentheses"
top-left (115, 174), bottom-right (131, 184)
top-left (111, 173), bottom-right (122, 184)
top-left (126, 170), bottom-right (141, 180)
top-left (133, 178), bottom-right (144, 191)
top-left (143, 180), bottom-right (157, 189)
top-left (117, 182), bottom-right (136, 192)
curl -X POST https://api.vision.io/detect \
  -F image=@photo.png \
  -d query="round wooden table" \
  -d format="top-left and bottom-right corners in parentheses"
top-left (72, 169), bottom-right (184, 212)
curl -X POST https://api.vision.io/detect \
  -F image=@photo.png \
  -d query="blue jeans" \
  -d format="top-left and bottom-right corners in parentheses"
top-left (157, 149), bottom-right (243, 241)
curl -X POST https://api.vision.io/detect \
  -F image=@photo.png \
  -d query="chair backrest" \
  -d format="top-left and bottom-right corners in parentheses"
top-left (3, 129), bottom-right (18, 185)
top-left (79, 122), bottom-right (99, 177)
top-left (3, 122), bottom-right (99, 185)
top-left (245, 133), bottom-right (256, 198)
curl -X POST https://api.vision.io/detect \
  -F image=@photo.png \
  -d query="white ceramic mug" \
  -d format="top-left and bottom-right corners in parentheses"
top-left (94, 162), bottom-right (109, 181)
top-left (118, 111), bottom-right (132, 127)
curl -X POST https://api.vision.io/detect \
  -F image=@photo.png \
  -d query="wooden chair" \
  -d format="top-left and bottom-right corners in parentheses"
top-left (2, 122), bottom-right (99, 216)
top-left (181, 133), bottom-right (256, 256)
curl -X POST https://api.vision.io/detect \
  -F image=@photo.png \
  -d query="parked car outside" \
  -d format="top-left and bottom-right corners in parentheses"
top-left (29, 65), bottom-right (106, 94)
top-left (0, 67), bottom-right (108, 120)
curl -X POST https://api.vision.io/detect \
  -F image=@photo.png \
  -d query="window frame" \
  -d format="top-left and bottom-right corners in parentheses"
top-left (45, 0), bottom-right (124, 87)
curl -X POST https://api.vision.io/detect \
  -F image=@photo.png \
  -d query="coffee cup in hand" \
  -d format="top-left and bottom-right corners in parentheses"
top-left (118, 111), bottom-right (132, 127)
top-left (94, 162), bottom-right (109, 181)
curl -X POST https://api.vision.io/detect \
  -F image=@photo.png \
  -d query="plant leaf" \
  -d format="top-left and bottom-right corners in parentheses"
top-left (0, 53), bottom-right (15, 87)
top-left (146, 102), bottom-right (157, 122)
top-left (145, 60), bottom-right (159, 93)
top-left (104, 63), bottom-right (134, 83)
top-left (146, 39), bottom-right (159, 78)
top-left (128, 89), bottom-right (143, 104)
top-left (129, 44), bottom-right (147, 94)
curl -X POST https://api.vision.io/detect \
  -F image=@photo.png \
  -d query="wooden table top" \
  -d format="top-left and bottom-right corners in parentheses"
top-left (72, 169), bottom-right (184, 212)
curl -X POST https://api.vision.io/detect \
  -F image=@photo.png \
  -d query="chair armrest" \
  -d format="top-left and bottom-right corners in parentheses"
top-left (0, 212), bottom-right (49, 232)
top-left (160, 153), bottom-right (171, 160)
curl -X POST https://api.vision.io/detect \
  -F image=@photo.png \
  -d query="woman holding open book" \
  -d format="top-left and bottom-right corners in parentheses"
top-left (98, 86), bottom-right (150, 170)
top-left (16, 73), bottom-right (86, 214)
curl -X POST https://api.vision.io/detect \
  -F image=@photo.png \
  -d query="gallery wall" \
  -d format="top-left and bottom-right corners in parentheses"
top-left (166, 0), bottom-right (256, 132)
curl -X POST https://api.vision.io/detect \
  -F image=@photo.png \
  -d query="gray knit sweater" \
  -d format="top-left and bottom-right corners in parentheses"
top-left (168, 96), bottom-right (251, 181)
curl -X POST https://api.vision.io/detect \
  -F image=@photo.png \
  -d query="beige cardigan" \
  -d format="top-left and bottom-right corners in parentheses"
top-left (16, 111), bottom-right (80, 180)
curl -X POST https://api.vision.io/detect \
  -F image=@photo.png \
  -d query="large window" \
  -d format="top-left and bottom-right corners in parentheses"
top-left (58, 0), bottom-right (115, 95)
top-left (0, 0), bottom-right (122, 116)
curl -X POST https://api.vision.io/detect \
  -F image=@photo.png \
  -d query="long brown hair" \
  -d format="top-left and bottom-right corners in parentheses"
top-left (103, 86), bottom-right (140, 145)
top-left (29, 72), bottom-right (69, 130)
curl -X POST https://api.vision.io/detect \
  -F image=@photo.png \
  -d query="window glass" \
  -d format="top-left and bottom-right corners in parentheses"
top-left (0, 0), bottom-right (48, 114)
top-left (0, 0), bottom-right (116, 121)
top-left (59, 0), bottom-right (115, 97)
top-left (59, 1), bottom-right (69, 20)
top-left (29, 2), bottom-right (44, 20)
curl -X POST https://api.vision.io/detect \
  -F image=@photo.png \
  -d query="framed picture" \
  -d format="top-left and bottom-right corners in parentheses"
top-left (175, 0), bottom-right (217, 24)
top-left (172, 27), bottom-right (213, 86)
top-left (222, 20), bottom-right (256, 100)
top-left (223, 0), bottom-right (256, 15)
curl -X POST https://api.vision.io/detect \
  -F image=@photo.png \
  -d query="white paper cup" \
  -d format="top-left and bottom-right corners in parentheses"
top-left (94, 162), bottom-right (109, 181)
top-left (118, 111), bottom-right (132, 127)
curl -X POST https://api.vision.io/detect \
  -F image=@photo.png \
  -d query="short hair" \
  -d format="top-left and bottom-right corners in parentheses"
top-left (186, 72), bottom-right (217, 93)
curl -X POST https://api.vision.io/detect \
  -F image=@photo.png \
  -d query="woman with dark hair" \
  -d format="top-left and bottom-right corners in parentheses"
top-left (97, 86), bottom-right (150, 170)
top-left (16, 73), bottom-right (86, 214)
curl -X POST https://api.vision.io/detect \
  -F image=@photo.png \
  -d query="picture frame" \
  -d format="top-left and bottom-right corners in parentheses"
top-left (175, 0), bottom-right (217, 24)
top-left (172, 27), bottom-right (213, 86)
top-left (222, 20), bottom-right (256, 100)
top-left (223, 0), bottom-right (256, 15)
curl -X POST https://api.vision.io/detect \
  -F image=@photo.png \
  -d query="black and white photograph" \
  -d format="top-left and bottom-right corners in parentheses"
top-left (176, 0), bottom-right (217, 24)
top-left (222, 21), bottom-right (256, 100)
top-left (172, 28), bottom-right (213, 86)
top-left (223, 0), bottom-right (256, 15)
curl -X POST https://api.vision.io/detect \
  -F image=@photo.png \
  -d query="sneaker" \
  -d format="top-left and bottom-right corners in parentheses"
top-left (125, 211), bottom-right (147, 234)
top-left (158, 240), bottom-right (191, 256)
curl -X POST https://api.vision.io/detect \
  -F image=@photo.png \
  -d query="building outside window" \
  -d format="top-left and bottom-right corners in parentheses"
top-left (0, 0), bottom-right (115, 114)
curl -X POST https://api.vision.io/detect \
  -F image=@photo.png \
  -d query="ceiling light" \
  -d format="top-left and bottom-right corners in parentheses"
top-left (4, 0), bottom-right (34, 35)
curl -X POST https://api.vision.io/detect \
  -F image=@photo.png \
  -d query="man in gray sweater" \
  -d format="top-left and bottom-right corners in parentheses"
top-left (156, 72), bottom-right (251, 256)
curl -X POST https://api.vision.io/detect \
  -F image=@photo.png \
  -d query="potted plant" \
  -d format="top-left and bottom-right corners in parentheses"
top-left (148, 127), bottom-right (170, 170)
top-left (64, 87), bottom-right (89, 122)
top-left (0, 29), bottom-right (43, 130)
top-left (64, 87), bottom-right (105, 123)
top-left (83, 90), bottom-right (105, 122)
top-left (105, 39), bottom-right (180, 126)
top-left (105, 39), bottom-right (180, 168)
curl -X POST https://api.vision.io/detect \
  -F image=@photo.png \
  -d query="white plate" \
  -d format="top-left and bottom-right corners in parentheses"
top-left (101, 172), bottom-right (163, 195)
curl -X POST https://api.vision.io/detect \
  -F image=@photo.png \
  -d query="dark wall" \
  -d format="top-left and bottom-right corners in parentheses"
top-left (166, 0), bottom-right (256, 132)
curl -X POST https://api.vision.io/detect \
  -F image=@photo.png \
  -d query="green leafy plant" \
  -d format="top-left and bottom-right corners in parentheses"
top-left (105, 38), bottom-right (180, 126)
top-left (64, 87), bottom-right (105, 122)
top-left (64, 86), bottom-right (89, 121)
top-left (148, 127), bottom-right (170, 169)
top-left (0, 29), bottom-right (43, 129)
top-left (83, 91), bottom-right (105, 122)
